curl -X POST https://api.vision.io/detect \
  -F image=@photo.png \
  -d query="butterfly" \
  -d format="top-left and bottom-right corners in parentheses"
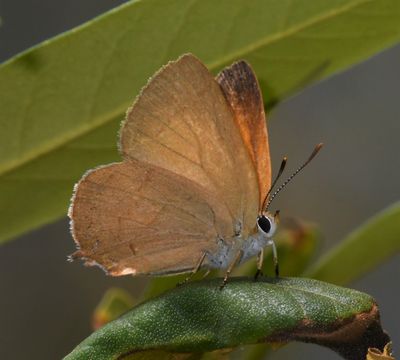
top-left (69, 54), bottom-right (322, 287)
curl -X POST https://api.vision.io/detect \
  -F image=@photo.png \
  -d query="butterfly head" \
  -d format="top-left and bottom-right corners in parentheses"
top-left (256, 210), bottom-right (279, 238)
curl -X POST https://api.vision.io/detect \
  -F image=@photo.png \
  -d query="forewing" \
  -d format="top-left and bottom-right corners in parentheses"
top-left (120, 54), bottom-right (259, 237)
top-left (69, 160), bottom-right (232, 276)
top-left (216, 61), bottom-right (271, 211)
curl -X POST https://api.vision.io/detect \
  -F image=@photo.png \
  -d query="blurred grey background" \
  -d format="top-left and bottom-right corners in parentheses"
top-left (0, 1), bottom-right (399, 359)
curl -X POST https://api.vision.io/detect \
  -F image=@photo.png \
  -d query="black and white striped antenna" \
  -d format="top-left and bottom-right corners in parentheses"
top-left (263, 143), bottom-right (323, 213)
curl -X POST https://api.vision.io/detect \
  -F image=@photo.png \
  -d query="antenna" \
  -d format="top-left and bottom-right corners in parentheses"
top-left (261, 156), bottom-right (287, 213)
top-left (264, 143), bottom-right (323, 212)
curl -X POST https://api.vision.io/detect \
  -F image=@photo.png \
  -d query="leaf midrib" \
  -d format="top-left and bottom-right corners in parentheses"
top-left (0, 0), bottom-right (370, 178)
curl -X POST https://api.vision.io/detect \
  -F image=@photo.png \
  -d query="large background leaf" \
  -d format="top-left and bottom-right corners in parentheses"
top-left (306, 201), bottom-right (400, 285)
top-left (1, 0), bottom-right (400, 243)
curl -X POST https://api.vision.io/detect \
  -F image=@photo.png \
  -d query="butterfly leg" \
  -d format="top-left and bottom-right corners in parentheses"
top-left (220, 250), bottom-right (243, 290)
top-left (178, 251), bottom-right (207, 286)
top-left (269, 240), bottom-right (279, 277)
top-left (254, 248), bottom-right (264, 280)
top-left (201, 269), bottom-right (211, 279)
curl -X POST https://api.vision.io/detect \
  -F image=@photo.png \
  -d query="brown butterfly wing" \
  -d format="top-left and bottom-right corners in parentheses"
top-left (120, 54), bottom-right (259, 237)
top-left (216, 61), bottom-right (271, 211)
top-left (70, 54), bottom-right (261, 276)
top-left (70, 159), bottom-right (232, 276)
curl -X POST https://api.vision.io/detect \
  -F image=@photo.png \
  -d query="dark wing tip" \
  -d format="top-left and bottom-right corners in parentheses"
top-left (216, 60), bottom-right (262, 108)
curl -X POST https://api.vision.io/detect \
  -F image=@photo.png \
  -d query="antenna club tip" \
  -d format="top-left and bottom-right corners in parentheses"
top-left (309, 142), bottom-right (324, 160)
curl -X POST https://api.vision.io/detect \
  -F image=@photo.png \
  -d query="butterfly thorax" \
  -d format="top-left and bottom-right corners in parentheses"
top-left (206, 224), bottom-right (274, 270)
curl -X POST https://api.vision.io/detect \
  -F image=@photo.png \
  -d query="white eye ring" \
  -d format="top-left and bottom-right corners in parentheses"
top-left (257, 215), bottom-right (277, 237)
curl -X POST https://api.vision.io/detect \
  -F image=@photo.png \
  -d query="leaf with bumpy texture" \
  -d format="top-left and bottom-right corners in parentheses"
top-left (64, 277), bottom-right (390, 360)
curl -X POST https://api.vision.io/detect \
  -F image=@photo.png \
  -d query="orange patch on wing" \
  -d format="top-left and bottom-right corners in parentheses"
top-left (217, 61), bottom-right (271, 212)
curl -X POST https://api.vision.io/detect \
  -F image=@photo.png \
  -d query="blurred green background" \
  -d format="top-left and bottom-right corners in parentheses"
top-left (0, 1), bottom-right (398, 359)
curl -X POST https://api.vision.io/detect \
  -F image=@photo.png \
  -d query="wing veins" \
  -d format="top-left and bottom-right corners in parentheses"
top-left (83, 176), bottom-right (214, 229)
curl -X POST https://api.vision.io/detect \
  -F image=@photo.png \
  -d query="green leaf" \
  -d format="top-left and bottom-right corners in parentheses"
top-left (63, 277), bottom-right (389, 360)
top-left (306, 201), bottom-right (400, 285)
top-left (2, 0), bottom-right (400, 244)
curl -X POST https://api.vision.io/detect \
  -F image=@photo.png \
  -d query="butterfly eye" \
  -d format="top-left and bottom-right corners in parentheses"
top-left (257, 215), bottom-right (272, 234)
